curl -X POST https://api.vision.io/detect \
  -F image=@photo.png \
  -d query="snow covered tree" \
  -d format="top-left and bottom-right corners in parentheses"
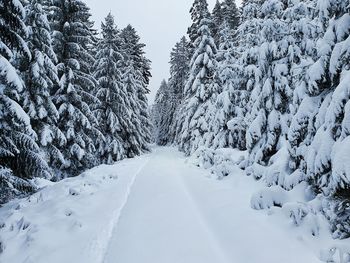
top-left (0, 0), bottom-right (51, 203)
top-left (187, 0), bottom-right (211, 53)
top-left (50, 0), bottom-right (100, 176)
top-left (209, 21), bottom-right (247, 150)
top-left (178, 11), bottom-right (218, 155)
top-left (93, 13), bottom-right (126, 164)
top-left (304, 0), bottom-right (350, 197)
top-left (122, 63), bottom-right (149, 156)
top-left (21, 0), bottom-right (67, 174)
top-left (244, 0), bottom-right (294, 186)
top-left (169, 37), bottom-right (191, 144)
top-left (211, 0), bottom-right (224, 44)
top-left (120, 24), bottom-right (152, 154)
top-left (153, 80), bottom-right (173, 145)
top-left (284, 0), bottom-right (320, 189)
top-left (221, 0), bottom-right (240, 31)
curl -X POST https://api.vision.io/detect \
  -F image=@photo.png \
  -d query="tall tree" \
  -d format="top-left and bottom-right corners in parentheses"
top-left (211, 0), bottom-right (224, 44)
top-left (221, 0), bottom-right (240, 31)
top-left (120, 25), bottom-right (152, 154)
top-left (187, 0), bottom-right (211, 53)
top-left (209, 21), bottom-right (247, 150)
top-left (0, 0), bottom-right (51, 203)
top-left (169, 37), bottom-right (191, 144)
top-left (93, 13), bottom-right (126, 164)
top-left (243, 0), bottom-right (293, 187)
top-left (22, 0), bottom-right (67, 174)
top-left (179, 11), bottom-right (218, 155)
top-left (153, 80), bottom-right (173, 145)
top-left (50, 0), bottom-right (99, 176)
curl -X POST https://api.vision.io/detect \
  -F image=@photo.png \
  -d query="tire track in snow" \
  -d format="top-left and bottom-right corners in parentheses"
top-left (177, 164), bottom-right (231, 263)
top-left (88, 156), bottom-right (152, 263)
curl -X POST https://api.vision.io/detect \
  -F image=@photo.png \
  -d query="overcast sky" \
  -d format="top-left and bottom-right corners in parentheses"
top-left (83, 0), bottom-right (241, 104)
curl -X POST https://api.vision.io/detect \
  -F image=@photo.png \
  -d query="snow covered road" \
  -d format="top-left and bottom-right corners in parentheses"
top-left (103, 147), bottom-right (319, 263)
top-left (0, 147), bottom-right (324, 263)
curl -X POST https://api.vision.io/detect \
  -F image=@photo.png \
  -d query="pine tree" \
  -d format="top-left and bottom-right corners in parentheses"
top-left (93, 13), bottom-right (127, 164)
top-left (122, 63), bottom-right (148, 156)
top-left (21, 0), bottom-right (67, 174)
top-left (187, 0), bottom-right (211, 53)
top-left (120, 25), bottom-right (152, 154)
top-left (303, 0), bottom-right (350, 197)
top-left (179, 9), bottom-right (218, 155)
top-left (211, 0), bottom-right (224, 44)
top-left (244, 0), bottom-right (293, 186)
top-left (169, 37), bottom-right (191, 144)
top-left (0, 0), bottom-right (51, 203)
top-left (221, 0), bottom-right (240, 31)
top-left (284, 0), bottom-right (320, 189)
top-left (153, 80), bottom-right (173, 145)
top-left (50, 0), bottom-right (99, 176)
top-left (209, 21), bottom-right (247, 150)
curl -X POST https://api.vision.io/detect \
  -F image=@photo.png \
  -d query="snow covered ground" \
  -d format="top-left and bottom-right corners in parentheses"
top-left (0, 147), bottom-right (348, 263)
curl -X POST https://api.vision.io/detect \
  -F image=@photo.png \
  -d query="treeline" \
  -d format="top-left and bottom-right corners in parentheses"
top-left (153, 0), bottom-right (350, 238)
top-left (0, 0), bottom-right (152, 204)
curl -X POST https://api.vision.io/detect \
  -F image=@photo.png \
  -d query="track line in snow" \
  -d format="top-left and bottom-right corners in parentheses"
top-left (177, 168), bottom-right (231, 263)
top-left (89, 156), bottom-right (152, 263)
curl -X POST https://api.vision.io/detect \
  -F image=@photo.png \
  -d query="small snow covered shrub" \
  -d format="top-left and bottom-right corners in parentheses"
top-left (251, 186), bottom-right (288, 210)
top-left (325, 199), bottom-right (350, 240)
top-left (189, 147), bottom-right (246, 179)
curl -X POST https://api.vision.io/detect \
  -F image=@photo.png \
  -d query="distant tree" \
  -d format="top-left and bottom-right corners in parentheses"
top-left (169, 37), bottom-right (191, 144)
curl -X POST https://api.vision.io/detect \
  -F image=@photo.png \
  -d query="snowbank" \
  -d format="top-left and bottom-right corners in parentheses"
top-left (0, 155), bottom-right (149, 263)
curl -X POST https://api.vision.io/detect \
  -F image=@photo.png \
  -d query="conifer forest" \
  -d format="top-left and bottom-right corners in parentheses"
top-left (1, 0), bottom-right (350, 262)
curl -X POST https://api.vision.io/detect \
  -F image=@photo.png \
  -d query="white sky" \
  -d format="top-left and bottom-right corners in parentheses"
top-left (83, 0), bottom-right (241, 104)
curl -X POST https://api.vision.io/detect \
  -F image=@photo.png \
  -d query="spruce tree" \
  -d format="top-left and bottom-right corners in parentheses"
top-left (153, 80), bottom-right (173, 145)
top-left (50, 0), bottom-right (99, 176)
top-left (187, 0), bottom-right (211, 53)
top-left (179, 9), bottom-right (218, 155)
top-left (221, 0), bottom-right (240, 31)
top-left (244, 0), bottom-right (293, 186)
top-left (0, 0), bottom-right (51, 203)
top-left (120, 25), bottom-right (152, 154)
top-left (93, 13), bottom-right (127, 164)
top-left (209, 21), bottom-right (247, 150)
top-left (169, 37), bottom-right (191, 144)
top-left (211, 0), bottom-right (224, 44)
top-left (22, 0), bottom-right (67, 173)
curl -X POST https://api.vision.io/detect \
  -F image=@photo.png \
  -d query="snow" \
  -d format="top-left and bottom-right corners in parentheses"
top-left (1, 147), bottom-right (348, 263)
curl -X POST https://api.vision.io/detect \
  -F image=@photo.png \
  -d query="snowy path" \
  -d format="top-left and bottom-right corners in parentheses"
top-left (103, 147), bottom-right (320, 263)
top-left (0, 147), bottom-right (323, 263)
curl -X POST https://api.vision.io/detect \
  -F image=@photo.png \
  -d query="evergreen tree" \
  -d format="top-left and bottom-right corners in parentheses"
top-left (120, 25), bottom-right (152, 154)
top-left (187, 0), bottom-right (211, 53)
top-left (221, 0), bottom-right (240, 31)
top-left (153, 80), bottom-right (172, 145)
top-left (304, 0), bottom-right (350, 197)
top-left (169, 37), bottom-right (191, 144)
top-left (209, 21), bottom-right (247, 150)
top-left (50, 0), bottom-right (99, 176)
top-left (122, 63), bottom-right (148, 156)
top-left (244, 0), bottom-right (293, 186)
top-left (179, 12), bottom-right (218, 155)
top-left (93, 13), bottom-right (126, 164)
top-left (211, 0), bottom-right (224, 44)
top-left (0, 0), bottom-right (51, 203)
top-left (22, 0), bottom-right (67, 174)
